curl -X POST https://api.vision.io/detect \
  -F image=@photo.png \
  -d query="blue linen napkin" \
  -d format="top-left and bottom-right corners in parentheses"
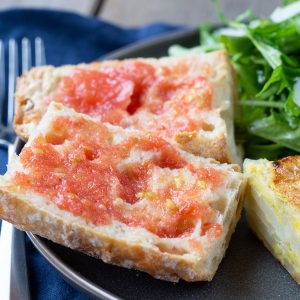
top-left (0, 8), bottom-right (182, 299)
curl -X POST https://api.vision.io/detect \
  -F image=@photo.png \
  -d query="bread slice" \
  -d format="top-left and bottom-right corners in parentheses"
top-left (1, 102), bottom-right (245, 282)
top-left (14, 50), bottom-right (242, 164)
top-left (244, 157), bottom-right (300, 284)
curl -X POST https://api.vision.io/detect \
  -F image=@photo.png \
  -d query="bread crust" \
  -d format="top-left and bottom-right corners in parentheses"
top-left (175, 129), bottom-right (228, 164)
top-left (14, 66), bottom-right (57, 140)
top-left (14, 51), bottom-right (241, 164)
top-left (0, 183), bottom-right (244, 282)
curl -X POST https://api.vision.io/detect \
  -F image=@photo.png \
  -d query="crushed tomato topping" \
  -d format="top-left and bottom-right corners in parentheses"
top-left (46, 60), bottom-right (213, 138)
top-left (13, 116), bottom-right (225, 239)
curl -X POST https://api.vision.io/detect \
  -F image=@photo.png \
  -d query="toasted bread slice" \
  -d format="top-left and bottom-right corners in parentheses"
top-left (1, 103), bottom-right (245, 282)
top-left (244, 157), bottom-right (300, 284)
top-left (14, 50), bottom-right (242, 164)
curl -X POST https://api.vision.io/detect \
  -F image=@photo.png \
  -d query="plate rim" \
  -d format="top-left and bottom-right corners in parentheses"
top-left (102, 27), bottom-right (198, 60)
top-left (27, 232), bottom-right (120, 300)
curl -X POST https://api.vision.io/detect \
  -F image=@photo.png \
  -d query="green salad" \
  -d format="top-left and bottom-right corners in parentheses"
top-left (169, 0), bottom-right (300, 160)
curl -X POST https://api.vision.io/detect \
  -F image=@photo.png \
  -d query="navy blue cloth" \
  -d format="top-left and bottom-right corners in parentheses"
top-left (0, 8), bottom-right (182, 300)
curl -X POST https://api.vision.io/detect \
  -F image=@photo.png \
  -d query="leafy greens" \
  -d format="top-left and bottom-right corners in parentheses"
top-left (169, 0), bottom-right (300, 159)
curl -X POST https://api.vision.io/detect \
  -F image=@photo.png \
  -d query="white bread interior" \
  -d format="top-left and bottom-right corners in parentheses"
top-left (1, 103), bottom-right (245, 282)
top-left (14, 51), bottom-right (242, 164)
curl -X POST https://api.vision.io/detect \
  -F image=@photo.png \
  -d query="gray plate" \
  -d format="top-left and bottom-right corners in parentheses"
top-left (25, 28), bottom-right (300, 299)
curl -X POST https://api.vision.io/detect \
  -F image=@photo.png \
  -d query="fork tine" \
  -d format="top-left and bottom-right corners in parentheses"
top-left (7, 39), bottom-right (18, 128)
top-left (35, 37), bottom-right (46, 66)
top-left (21, 38), bottom-right (31, 74)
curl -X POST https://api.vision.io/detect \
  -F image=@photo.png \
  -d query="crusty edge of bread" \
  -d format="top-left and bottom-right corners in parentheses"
top-left (13, 51), bottom-right (242, 164)
top-left (14, 65), bottom-right (56, 140)
top-left (0, 180), bottom-right (244, 282)
top-left (174, 118), bottom-right (229, 164)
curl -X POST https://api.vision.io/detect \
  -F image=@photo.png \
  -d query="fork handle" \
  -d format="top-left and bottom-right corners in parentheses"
top-left (11, 229), bottom-right (31, 300)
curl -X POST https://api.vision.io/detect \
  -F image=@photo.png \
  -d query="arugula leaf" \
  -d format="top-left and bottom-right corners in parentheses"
top-left (283, 0), bottom-right (300, 5)
top-left (199, 24), bottom-right (217, 46)
top-left (168, 43), bottom-right (223, 56)
top-left (244, 136), bottom-right (297, 160)
top-left (271, 1), bottom-right (300, 23)
top-left (229, 21), bottom-right (283, 68)
top-left (249, 114), bottom-right (300, 152)
top-left (169, 0), bottom-right (300, 160)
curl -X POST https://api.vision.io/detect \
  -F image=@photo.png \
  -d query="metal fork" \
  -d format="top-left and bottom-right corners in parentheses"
top-left (0, 37), bottom-right (46, 300)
